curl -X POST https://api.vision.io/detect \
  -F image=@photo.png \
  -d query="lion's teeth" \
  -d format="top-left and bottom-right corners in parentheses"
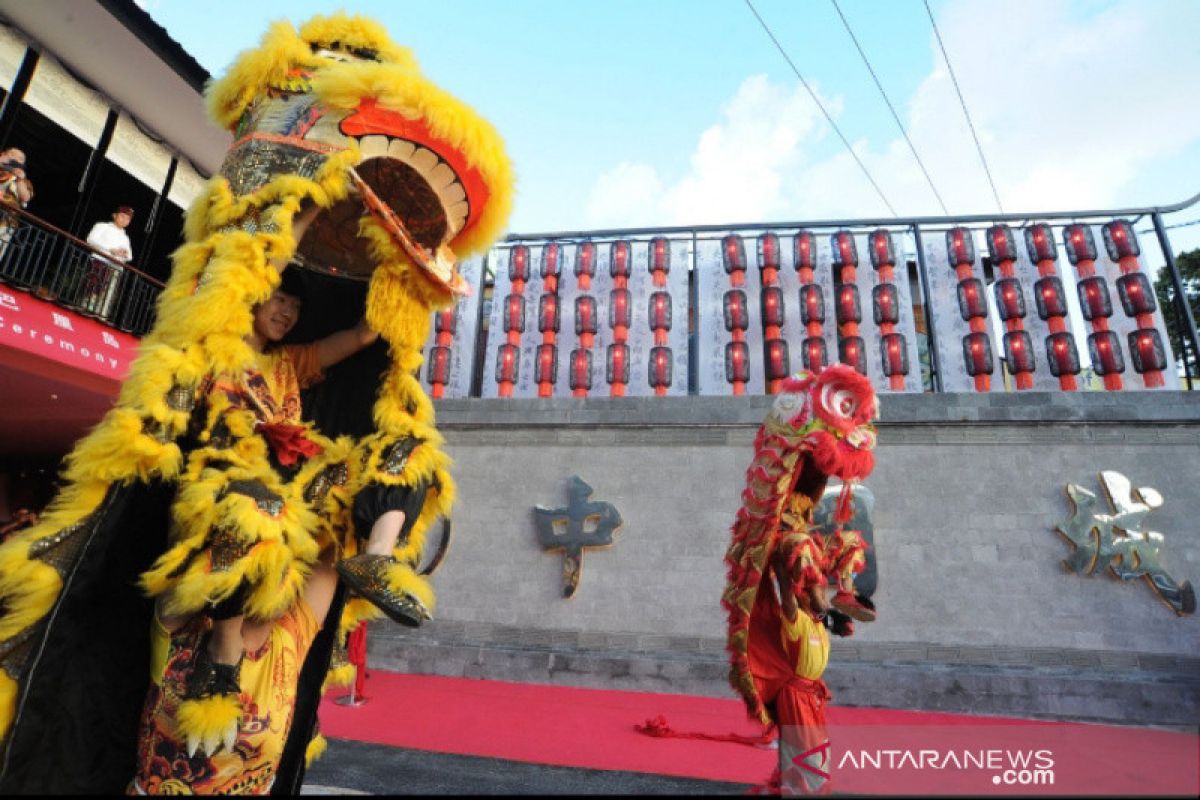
top-left (442, 183), bottom-right (466, 204)
top-left (447, 201), bottom-right (469, 233)
top-left (388, 139), bottom-right (416, 161)
top-left (428, 163), bottom-right (456, 190)
top-left (359, 135), bottom-right (388, 158)
top-left (410, 146), bottom-right (439, 175)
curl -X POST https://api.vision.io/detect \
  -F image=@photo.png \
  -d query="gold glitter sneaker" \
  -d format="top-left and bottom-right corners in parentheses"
top-left (336, 553), bottom-right (432, 628)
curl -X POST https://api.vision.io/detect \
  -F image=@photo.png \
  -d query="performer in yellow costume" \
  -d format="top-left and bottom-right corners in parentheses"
top-left (0, 13), bottom-right (513, 793)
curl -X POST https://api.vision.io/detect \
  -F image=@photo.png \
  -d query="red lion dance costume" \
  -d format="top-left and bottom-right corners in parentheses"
top-left (723, 366), bottom-right (879, 795)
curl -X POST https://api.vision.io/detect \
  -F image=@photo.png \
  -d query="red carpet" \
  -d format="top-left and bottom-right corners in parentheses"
top-left (320, 671), bottom-right (1199, 795)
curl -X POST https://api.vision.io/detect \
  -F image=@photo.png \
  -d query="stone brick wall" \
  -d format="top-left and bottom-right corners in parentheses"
top-left (368, 391), bottom-right (1200, 723)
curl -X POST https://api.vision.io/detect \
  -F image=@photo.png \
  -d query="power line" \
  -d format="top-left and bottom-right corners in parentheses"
top-left (1139, 217), bottom-right (1200, 235)
top-left (922, 0), bottom-right (1004, 213)
top-left (830, 0), bottom-right (949, 215)
top-left (743, 0), bottom-right (898, 216)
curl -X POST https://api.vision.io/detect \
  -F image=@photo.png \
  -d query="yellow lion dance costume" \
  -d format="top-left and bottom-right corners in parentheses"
top-left (0, 14), bottom-right (512, 793)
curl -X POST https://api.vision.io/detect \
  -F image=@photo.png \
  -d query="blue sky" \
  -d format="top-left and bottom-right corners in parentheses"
top-left (142, 0), bottom-right (1200, 252)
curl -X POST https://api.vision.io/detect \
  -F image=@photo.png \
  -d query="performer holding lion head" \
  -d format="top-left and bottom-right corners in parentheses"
top-left (0, 13), bottom-right (512, 794)
top-left (723, 365), bottom-right (880, 795)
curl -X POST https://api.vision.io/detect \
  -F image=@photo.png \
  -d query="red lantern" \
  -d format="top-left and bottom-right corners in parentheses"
top-left (496, 343), bottom-right (520, 384)
top-left (570, 348), bottom-right (593, 392)
top-left (434, 309), bottom-right (457, 335)
top-left (610, 240), bottom-right (631, 279)
top-left (609, 288), bottom-right (631, 329)
top-left (1034, 276), bottom-right (1067, 320)
top-left (575, 241), bottom-right (596, 280)
top-left (800, 285), bottom-right (825, 325)
top-left (649, 346), bottom-right (673, 389)
top-left (986, 224), bottom-right (1018, 263)
top-left (1128, 328), bottom-right (1166, 374)
top-left (764, 338), bottom-right (790, 382)
top-left (648, 291), bottom-right (672, 331)
top-left (803, 336), bottom-right (827, 370)
top-left (575, 295), bottom-right (597, 336)
top-left (1003, 331), bottom-right (1035, 374)
top-left (427, 345), bottom-right (452, 385)
top-left (1087, 330), bottom-right (1125, 376)
top-left (723, 289), bottom-right (748, 332)
top-left (541, 243), bottom-right (561, 279)
top-left (536, 343), bottom-right (558, 384)
top-left (963, 332), bottom-right (994, 377)
top-left (724, 341), bottom-right (750, 383)
top-left (793, 230), bottom-right (815, 272)
top-left (606, 343), bottom-right (630, 384)
top-left (868, 229), bottom-right (896, 270)
top-left (1102, 220), bottom-right (1140, 261)
top-left (757, 232), bottom-right (780, 271)
top-left (538, 293), bottom-right (560, 332)
top-left (1076, 276), bottom-right (1113, 321)
top-left (881, 333), bottom-right (908, 377)
top-left (509, 245), bottom-right (530, 283)
top-left (838, 336), bottom-right (866, 374)
top-left (1116, 272), bottom-right (1156, 317)
top-left (831, 230), bottom-right (858, 269)
top-left (956, 278), bottom-right (988, 320)
top-left (1045, 332), bottom-right (1080, 378)
top-left (504, 294), bottom-right (526, 333)
top-left (722, 234), bottom-right (747, 275)
top-left (836, 284), bottom-right (861, 325)
top-left (993, 278), bottom-right (1027, 321)
top-left (1024, 224), bottom-right (1057, 263)
top-left (1062, 224), bottom-right (1098, 265)
top-left (872, 284), bottom-right (900, 325)
top-left (945, 227), bottom-right (976, 267)
top-left (649, 236), bottom-right (670, 274)
top-left (760, 287), bottom-right (785, 328)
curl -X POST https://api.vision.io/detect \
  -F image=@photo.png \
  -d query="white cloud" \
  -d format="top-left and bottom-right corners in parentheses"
top-left (584, 0), bottom-right (1200, 228)
top-left (585, 162), bottom-right (663, 229)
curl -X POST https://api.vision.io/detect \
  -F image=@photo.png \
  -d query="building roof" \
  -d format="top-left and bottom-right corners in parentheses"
top-left (0, 0), bottom-right (229, 174)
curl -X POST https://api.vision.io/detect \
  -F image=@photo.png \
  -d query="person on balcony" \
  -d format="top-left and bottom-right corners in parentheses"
top-left (83, 205), bottom-right (134, 320)
top-left (0, 148), bottom-right (33, 270)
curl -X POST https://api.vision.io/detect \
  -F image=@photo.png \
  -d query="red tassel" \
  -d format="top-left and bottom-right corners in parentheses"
top-left (256, 422), bottom-right (323, 466)
top-left (834, 481), bottom-right (854, 523)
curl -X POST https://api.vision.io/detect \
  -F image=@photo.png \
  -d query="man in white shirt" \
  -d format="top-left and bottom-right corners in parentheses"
top-left (83, 205), bottom-right (134, 320)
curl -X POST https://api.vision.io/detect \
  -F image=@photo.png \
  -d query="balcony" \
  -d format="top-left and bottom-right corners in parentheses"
top-left (0, 204), bottom-right (163, 335)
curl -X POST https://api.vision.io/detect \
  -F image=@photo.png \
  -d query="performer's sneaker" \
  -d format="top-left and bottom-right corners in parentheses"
top-left (827, 610), bottom-right (855, 637)
top-left (831, 590), bottom-right (876, 622)
top-left (337, 553), bottom-right (432, 628)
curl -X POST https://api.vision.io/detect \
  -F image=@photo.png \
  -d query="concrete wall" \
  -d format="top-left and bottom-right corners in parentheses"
top-left (369, 391), bottom-right (1200, 725)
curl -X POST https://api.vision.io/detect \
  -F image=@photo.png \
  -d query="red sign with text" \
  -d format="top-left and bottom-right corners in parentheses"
top-left (0, 287), bottom-right (138, 382)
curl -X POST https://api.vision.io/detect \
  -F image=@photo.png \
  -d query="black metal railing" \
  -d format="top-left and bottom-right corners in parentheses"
top-left (0, 204), bottom-right (163, 335)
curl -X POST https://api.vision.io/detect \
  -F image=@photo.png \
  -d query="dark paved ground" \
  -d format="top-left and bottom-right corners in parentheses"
top-left (303, 737), bottom-right (751, 795)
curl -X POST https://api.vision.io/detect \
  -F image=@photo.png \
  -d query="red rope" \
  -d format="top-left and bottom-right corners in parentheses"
top-left (634, 715), bottom-right (775, 747)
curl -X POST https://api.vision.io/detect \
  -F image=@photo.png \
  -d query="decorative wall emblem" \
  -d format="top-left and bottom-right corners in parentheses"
top-left (1056, 470), bottom-right (1195, 616)
top-left (533, 476), bottom-right (622, 598)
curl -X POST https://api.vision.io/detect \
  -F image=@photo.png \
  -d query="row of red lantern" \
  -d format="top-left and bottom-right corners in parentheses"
top-left (946, 226), bottom-right (994, 391)
top-left (985, 225), bottom-right (1034, 390)
top-left (866, 229), bottom-right (908, 388)
top-left (1065, 221), bottom-right (1165, 388)
top-left (496, 241), bottom-right (677, 396)
top-left (721, 230), bottom-right (911, 386)
top-left (757, 232), bottom-right (786, 393)
top-left (648, 238), bottom-right (673, 394)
